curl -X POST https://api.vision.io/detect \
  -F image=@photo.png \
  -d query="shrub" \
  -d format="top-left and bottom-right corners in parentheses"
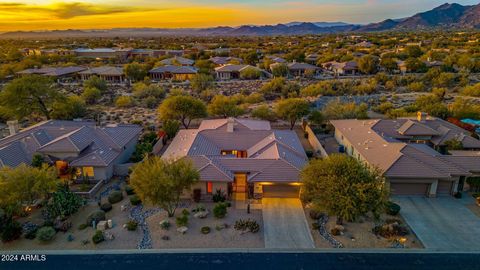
top-left (46, 184), bottom-right (84, 219)
top-left (160, 220), bottom-right (170, 230)
top-left (212, 189), bottom-right (226, 203)
top-left (1, 218), bottom-right (22, 242)
top-left (100, 202), bottom-right (112, 212)
top-left (86, 210), bottom-right (106, 226)
top-left (385, 201), bottom-right (401, 216)
top-left (92, 230), bottom-right (104, 244)
top-left (36, 226), bottom-right (56, 242)
top-left (124, 185), bottom-right (135, 195)
top-left (23, 222), bottom-right (39, 240)
top-left (108, 191), bottom-right (124, 204)
top-left (192, 204), bottom-right (206, 213)
top-left (201, 226), bottom-right (211, 234)
top-left (176, 215), bottom-right (188, 227)
top-left (193, 189), bottom-right (201, 202)
top-left (234, 219), bottom-right (260, 233)
top-left (126, 220), bottom-right (138, 231)
top-left (309, 209), bottom-right (324, 220)
top-left (330, 227), bottom-right (341, 236)
top-left (372, 222), bottom-right (408, 238)
top-left (181, 209), bottom-right (190, 216)
top-left (213, 203), bottom-right (228, 218)
top-left (78, 224), bottom-right (88, 230)
top-left (129, 195), bottom-right (141, 205)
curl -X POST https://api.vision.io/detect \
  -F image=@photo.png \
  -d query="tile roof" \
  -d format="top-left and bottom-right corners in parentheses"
top-left (78, 66), bottom-right (124, 76)
top-left (0, 120), bottom-right (141, 168)
top-left (162, 118), bottom-right (307, 183)
top-left (149, 65), bottom-right (197, 74)
top-left (159, 56), bottom-right (194, 66)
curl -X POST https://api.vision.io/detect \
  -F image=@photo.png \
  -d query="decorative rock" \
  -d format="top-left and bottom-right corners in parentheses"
top-left (334, 225), bottom-right (345, 232)
top-left (97, 221), bottom-right (108, 231)
top-left (123, 224), bottom-right (127, 229)
top-left (177, 226), bottom-right (188, 234)
top-left (193, 210), bottom-right (209, 219)
top-left (107, 219), bottom-right (113, 228)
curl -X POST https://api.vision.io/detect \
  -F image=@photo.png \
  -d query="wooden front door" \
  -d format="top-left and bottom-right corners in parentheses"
top-left (234, 173), bottom-right (247, 193)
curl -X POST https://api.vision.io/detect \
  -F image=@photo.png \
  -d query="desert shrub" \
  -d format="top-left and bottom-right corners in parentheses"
top-left (86, 210), bottom-right (106, 226)
top-left (108, 191), bottom-right (124, 204)
top-left (92, 230), bottom-right (104, 244)
top-left (78, 224), bottom-right (88, 230)
top-left (192, 204), bottom-right (206, 213)
top-left (36, 226), bottom-right (56, 242)
top-left (372, 222), bottom-right (408, 238)
top-left (46, 184), bottom-right (84, 219)
top-left (160, 220), bottom-right (170, 230)
top-left (467, 177), bottom-right (480, 192)
top-left (385, 201), bottom-right (401, 216)
top-left (213, 203), bottom-right (228, 218)
top-left (176, 215), bottom-right (188, 227)
top-left (23, 223), bottom-right (39, 240)
top-left (309, 209), bottom-right (324, 220)
top-left (126, 220), bottom-right (138, 231)
top-left (1, 218), bottom-right (22, 242)
top-left (100, 202), bottom-right (112, 212)
top-left (129, 195), bottom-right (141, 205)
top-left (181, 209), bottom-right (190, 216)
top-left (201, 226), bottom-right (211, 234)
top-left (212, 189), bottom-right (226, 203)
top-left (330, 227), bottom-right (341, 236)
top-left (124, 185), bottom-right (135, 195)
top-left (234, 219), bottom-right (260, 233)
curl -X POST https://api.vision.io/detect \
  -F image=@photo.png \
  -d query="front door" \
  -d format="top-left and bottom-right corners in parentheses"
top-left (234, 173), bottom-right (247, 193)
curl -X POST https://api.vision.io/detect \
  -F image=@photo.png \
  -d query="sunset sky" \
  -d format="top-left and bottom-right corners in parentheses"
top-left (0, 0), bottom-right (479, 32)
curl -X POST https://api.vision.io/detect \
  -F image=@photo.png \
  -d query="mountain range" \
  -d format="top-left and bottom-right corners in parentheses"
top-left (1, 3), bottom-right (480, 38)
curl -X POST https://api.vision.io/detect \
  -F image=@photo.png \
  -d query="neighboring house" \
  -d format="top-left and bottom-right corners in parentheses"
top-left (15, 66), bottom-right (86, 81)
top-left (73, 48), bottom-right (130, 60)
top-left (214, 64), bottom-right (270, 80)
top-left (265, 55), bottom-right (287, 65)
top-left (330, 112), bottom-right (480, 197)
top-left (149, 65), bottom-right (197, 81)
top-left (159, 56), bottom-right (194, 66)
top-left (129, 49), bottom-right (154, 59)
top-left (322, 61), bottom-right (358, 76)
top-left (287, 62), bottom-right (321, 77)
top-left (152, 50), bottom-right (184, 57)
top-left (78, 66), bottom-right (126, 83)
top-left (209, 56), bottom-right (243, 66)
top-left (0, 120), bottom-right (142, 181)
top-left (305, 54), bottom-right (319, 64)
top-left (162, 118), bottom-right (308, 201)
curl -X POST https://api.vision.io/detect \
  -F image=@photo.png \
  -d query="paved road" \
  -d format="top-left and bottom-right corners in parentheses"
top-left (394, 196), bottom-right (480, 251)
top-left (262, 198), bottom-right (315, 249)
top-left (3, 251), bottom-right (480, 270)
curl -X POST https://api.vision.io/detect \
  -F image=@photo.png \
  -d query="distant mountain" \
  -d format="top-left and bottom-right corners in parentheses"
top-left (2, 3), bottom-right (480, 38)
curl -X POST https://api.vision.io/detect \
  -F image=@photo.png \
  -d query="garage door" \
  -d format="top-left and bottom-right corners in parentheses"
top-left (437, 180), bottom-right (453, 196)
top-left (263, 184), bottom-right (300, 198)
top-left (390, 183), bottom-right (429, 196)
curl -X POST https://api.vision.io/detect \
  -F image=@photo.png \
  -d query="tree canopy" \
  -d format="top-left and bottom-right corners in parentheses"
top-left (158, 95), bottom-right (207, 129)
top-left (274, 98), bottom-right (310, 129)
top-left (207, 95), bottom-right (244, 118)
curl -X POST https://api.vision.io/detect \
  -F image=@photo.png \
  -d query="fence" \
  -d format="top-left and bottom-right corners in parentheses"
top-left (304, 125), bottom-right (329, 158)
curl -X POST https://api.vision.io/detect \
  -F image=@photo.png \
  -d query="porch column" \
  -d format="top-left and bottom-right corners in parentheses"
top-left (428, 179), bottom-right (438, 198)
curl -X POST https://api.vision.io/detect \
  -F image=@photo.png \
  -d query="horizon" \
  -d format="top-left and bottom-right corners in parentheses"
top-left (0, 0), bottom-right (479, 32)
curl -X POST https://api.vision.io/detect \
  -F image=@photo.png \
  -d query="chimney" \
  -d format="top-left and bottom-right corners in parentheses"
top-left (227, 117), bottom-right (235, 133)
top-left (417, 112), bottom-right (427, 122)
top-left (7, 120), bottom-right (19, 136)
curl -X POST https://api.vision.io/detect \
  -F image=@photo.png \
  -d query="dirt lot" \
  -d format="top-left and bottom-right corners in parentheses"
top-left (304, 208), bottom-right (423, 249)
top-left (147, 203), bottom-right (264, 249)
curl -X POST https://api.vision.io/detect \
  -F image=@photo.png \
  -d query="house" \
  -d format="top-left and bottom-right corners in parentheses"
top-left (78, 66), bottom-right (126, 83)
top-left (73, 48), bottom-right (130, 60)
top-left (209, 56), bottom-right (243, 66)
top-left (286, 62), bottom-right (321, 77)
top-left (330, 112), bottom-right (480, 197)
top-left (0, 120), bottom-right (142, 182)
top-left (15, 66), bottom-right (86, 81)
top-left (214, 64), bottom-right (269, 80)
top-left (159, 56), bottom-right (194, 66)
top-left (149, 65), bottom-right (197, 81)
top-left (162, 118), bottom-right (308, 200)
top-left (152, 50), bottom-right (184, 57)
top-left (322, 61), bottom-right (358, 76)
top-left (265, 56), bottom-right (287, 64)
top-left (129, 49), bottom-right (154, 59)
top-left (305, 54), bottom-right (319, 64)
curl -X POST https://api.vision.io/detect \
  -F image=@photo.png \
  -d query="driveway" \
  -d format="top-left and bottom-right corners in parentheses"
top-left (394, 196), bottom-right (480, 251)
top-left (262, 198), bottom-right (315, 249)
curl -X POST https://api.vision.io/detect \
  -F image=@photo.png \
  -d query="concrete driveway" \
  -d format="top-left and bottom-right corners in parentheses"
top-left (394, 196), bottom-right (480, 251)
top-left (262, 198), bottom-right (315, 249)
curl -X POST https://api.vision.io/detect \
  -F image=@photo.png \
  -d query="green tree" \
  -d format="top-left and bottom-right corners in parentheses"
top-left (251, 105), bottom-right (276, 121)
top-left (83, 76), bottom-right (107, 93)
top-left (0, 75), bottom-right (62, 120)
top-left (46, 184), bottom-right (84, 219)
top-left (300, 154), bottom-right (387, 223)
top-left (115, 96), bottom-right (134, 108)
top-left (162, 120), bottom-right (181, 139)
top-left (158, 95), bottom-right (207, 129)
top-left (322, 100), bottom-right (369, 120)
top-left (261, 77), bottom-right (300, 99)
top-left (271, 64), bottom-right (289, 77)
top-left (191, 73), bottom-right (214, 93)
top-left (51, 95), bottom-right (86, 120)
top-left (405, 45), bottom-right (423, 58)
top-left (207, 95), bottom-right (244, 118)
top-left (274, 98), bottom-right (310, 130)
top-left (240, 67), bottom-right (261, 80)
top-left (405, 58), bottom-right (427, 73)
top-left (129, 157), bottom-right (199, 217)
top-left (380, 57), bottom-right (398, 73)
top-left (358, 55), bottom-right (379, 74)
top-left (124, 62), bottom-right (148, 82)
top-left (81, 87), bottom-right (102, 105)
top-left (444, 139), bottom-right (463, 151)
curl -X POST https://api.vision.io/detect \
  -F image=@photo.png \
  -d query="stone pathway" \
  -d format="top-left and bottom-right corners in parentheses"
top-left (316, 214), bottom-right (343, 248)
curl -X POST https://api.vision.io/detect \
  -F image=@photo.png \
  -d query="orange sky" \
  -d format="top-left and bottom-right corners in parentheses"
top-left (0, 0), bottom-right (478, 32)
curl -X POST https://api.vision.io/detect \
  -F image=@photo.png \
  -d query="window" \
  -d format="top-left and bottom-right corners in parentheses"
top-left (206, 182), bottom-right (213, 194)
top-left (83, 167), bottom-right (94, 177)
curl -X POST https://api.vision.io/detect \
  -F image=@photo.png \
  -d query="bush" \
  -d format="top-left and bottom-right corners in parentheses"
top-left (385, 201), bottom-right (401, 216)
top-left (92, 230), bottom-right (104, 244)
top-left (234, 219), bottom-right (260, 233)
top-left (1, 218), bottom-right (22, 242)
top-left (86, 210), bottom-right (106, 226)
top-left (108, 191), bottom-right (124, 204)
top-left (23, 222), bottom-right (39, 240)
top-left (213, 203), bottom-right (228, 218)
top-left (160, 220), bottom-right (170, 230)
top-left (124, 185), bottom-right (135, 195)
top-left (201, 226), bottom-right (211, 234)
top-left (181, 209), bottom-right (190, 216)
top-left (176, 215), bottom-right (188, 227)
top-left (129, 195), bottom-right (141, 205)
top-left (309, 209), bottom-right (324, 220)
top-left (330, 227), bottom-right (341, 236)
top-left (212, 189), bottom-right (226, 203)
top-left (36, 226), bottom-right (56, 242)
top-left (372, 222), bottom-right (408, 238)
top-left (193, 189), bottom-right (201, 203)
top-left (100, 202), bottom-right (112, 212)
top-left (78, 224), bottom-right (88, 230)
top-left (126, 220), bottom-right (138, 231)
